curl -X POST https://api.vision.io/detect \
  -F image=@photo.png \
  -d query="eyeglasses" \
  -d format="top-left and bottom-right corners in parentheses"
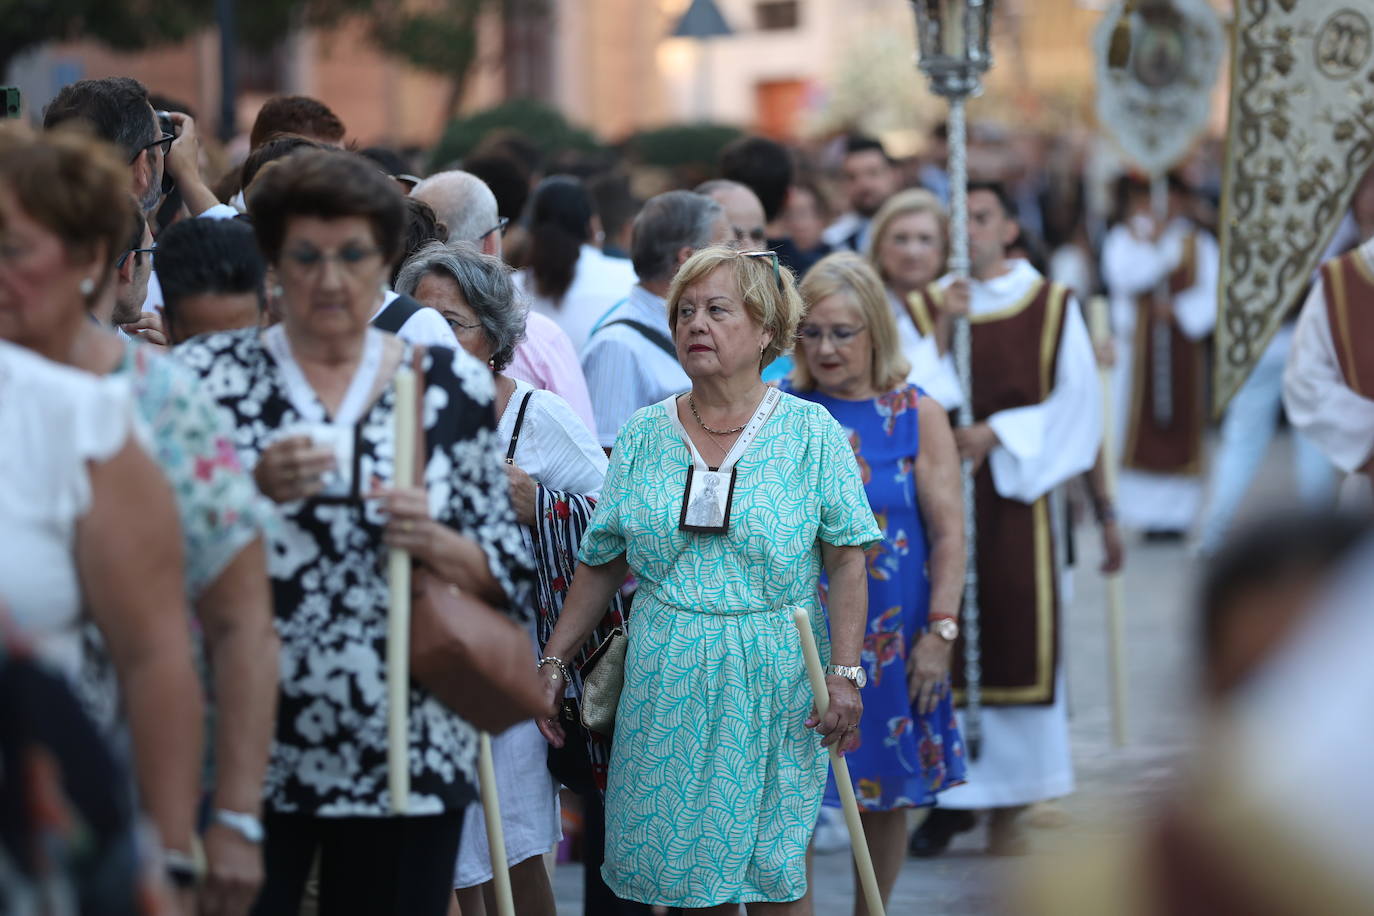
top-left (797, 324), bottom-right (868, 346)
top-left (445, 316), bottom-right (482, 335)
top-left (130, 132), bottom-right (175, 164)
top-left (733, 225), bottom-right (768, 247)
top-left (478, 217), bottom-right (510, 241)
top-left (117, 246), bottom-right (156, 269)
top-left (741, 249), bottom-right (784, 293)
top-left (282, 246), bottom-right (381, 275)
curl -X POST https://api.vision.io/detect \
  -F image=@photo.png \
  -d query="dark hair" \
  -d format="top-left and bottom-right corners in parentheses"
top-left (719, 136), bottom-right (794, 222)
top-left (155, 218), bottom-right (267, 326)
top-left (394, 197), bottom-right (449, 286)
top-left (240, 134), bottom-right (324, 192)
top-left (42, 77), bottom-right (155, 161)
top-left (630, 190), bottom-right (724, 285)
top-left (472, 132), bottom-right (544, 178)
top-left (1200, 512), bottom-right (1369, 679)
top-left (463, 152), bottom-right (532, 221)
top-left (359, 146), bottom-right (411, 177)
top-left (790, 178), bottom-right (831, 219)
top-left (968, 180), bottom-right (1017, 220)
top-left (844, 133), bottom-right (893, 165)
top-left (249, 96), bottom-right (345, 149)
top-left (587, 172), bottom-right (640, 248)
top-left (0, 123), bottom-right (137, 299)
top-left (1110, 172), bottom-right (1192, 226)
top-left (527, 175), bottom-right (592, 303)
top-left (246, 150), bottom-right (407, 266)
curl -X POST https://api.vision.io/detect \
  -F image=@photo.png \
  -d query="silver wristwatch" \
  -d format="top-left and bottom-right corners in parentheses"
top-left (931, 617), bottom-right (959, 642)
top-left (825, 664), bottom-right (868, 689)
top-left (212, 809), bottom-right (265, 844)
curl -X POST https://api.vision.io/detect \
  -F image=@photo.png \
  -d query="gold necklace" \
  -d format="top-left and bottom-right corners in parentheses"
top-left (688, 394), bottom-right (748, 435)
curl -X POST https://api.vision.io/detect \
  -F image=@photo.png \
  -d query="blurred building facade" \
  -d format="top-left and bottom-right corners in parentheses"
top-left (8, 0), bottom-right (1106, 149)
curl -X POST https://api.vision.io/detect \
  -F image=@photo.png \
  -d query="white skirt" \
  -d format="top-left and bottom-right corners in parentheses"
top-left (453, 720), bottom-right (562, 888)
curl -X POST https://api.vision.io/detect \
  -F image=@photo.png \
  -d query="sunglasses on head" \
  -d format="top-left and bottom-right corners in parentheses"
top-left (741, 249), bottom-right (784, 293)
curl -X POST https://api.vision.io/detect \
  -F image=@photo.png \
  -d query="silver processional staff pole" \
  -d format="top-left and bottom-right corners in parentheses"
top-left (909, 0), bottom-right (995, 759)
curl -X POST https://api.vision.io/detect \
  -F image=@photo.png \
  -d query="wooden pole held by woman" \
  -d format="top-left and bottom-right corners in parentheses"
top-left (1090, 297), bottom-right (1129, 747)
top-left (791, 608), bottom-right (885, 916)
top-left (387, 365), bottom-right (417, 813)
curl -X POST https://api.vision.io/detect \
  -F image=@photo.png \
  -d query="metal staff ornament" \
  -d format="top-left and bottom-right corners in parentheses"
top-left (909, 0), bottom-right (995, 759)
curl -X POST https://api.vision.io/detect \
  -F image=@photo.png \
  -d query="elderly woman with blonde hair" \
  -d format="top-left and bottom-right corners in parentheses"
top-left (866, 188), bottom-right (969, 408)
top-left (785, 251), bottom-right (966, 915)
top-left (537, 246), bottom-right (882, 914)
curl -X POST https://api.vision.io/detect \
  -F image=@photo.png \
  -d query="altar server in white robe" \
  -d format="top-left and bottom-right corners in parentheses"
top-left (1283, 166), bottom-right (1374, 510)
top-left (901, 183), bottom-right (1102, 856)
top-left (1101, 175), bottom-right (1218, 536)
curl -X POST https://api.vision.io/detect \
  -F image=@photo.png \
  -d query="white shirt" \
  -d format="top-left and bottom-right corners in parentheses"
top-left (372, 290), bottom-right (459, 349)
top-left (906, 260), bottom-right (1102, 504)
top-left (581, 285), bottom-right (690, 449)
top-left (821, 212), bottom-right (870, 252)
top-left (497, 378), bottom-right (607, 498)
top-left (0, 341), bottom-right (137, 679)
top-left (515, 245), bottom-right (638, 352)
top-left (888, 287), bottom-right (966, 411)
top-left (506, 311), bottom-right (598, 434)
top-left (1283, 237), bottom-right (1374, 474)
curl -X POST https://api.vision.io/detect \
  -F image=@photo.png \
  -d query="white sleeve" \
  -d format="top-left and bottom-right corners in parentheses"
top-left (904, 336), bottom-right (965, 412)
top-left (196, 203), bottom-right (240, 221)
top-left (526, 392), bottom-right (609, 499)
top-left (1101, 225), bottom-right (1182, 297)
top-left (985, 301), bottom-right (1103, 503)
top-left (395, 307), bottom-right (459, 348)
top-left (1283, 282), bottom-right (1374, 473)
top-left (1175, 231), bottom-right (1219, 341)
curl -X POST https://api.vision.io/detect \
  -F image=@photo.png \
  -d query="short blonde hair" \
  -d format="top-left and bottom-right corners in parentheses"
top-left (866, 188), bottom-right (949, 285)
top-left (791, 252), bottom-right (911, 394)
top-left (667, 245), bottom-right (802, 369)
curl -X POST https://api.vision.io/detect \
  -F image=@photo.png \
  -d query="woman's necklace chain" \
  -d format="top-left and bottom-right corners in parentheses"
top-left (688, 394), bottom-right (748, 436)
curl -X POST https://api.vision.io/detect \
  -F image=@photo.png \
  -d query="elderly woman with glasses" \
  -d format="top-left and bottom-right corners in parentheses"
top-left (396, 241), bottom-right (610, 916)
top-left (173, 150), bottom-right (533, 916)
top-left (536, 245), bottom-right (881, 914)
top-left (783, 252), bottom-right (966, 915)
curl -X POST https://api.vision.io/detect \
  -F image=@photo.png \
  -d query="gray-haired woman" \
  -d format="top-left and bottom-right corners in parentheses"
top-left (396, 242), bottom-right (609, 916)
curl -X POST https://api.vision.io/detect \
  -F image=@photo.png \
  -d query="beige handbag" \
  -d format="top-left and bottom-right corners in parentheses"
top-left (579, 624), bottom-right (627, 737)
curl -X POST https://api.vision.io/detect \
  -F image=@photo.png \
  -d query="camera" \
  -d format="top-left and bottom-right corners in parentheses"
top-left (2, 88), bottom-right (20, 120)
top-left (157, 110), bottom-right (177, 195)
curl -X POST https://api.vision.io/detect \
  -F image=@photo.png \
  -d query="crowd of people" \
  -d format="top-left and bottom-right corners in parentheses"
top-left (1, 71), bottom-right (1371, 916)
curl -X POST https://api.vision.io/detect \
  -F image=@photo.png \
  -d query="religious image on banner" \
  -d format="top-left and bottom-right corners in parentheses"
top-left (1094, 0), bottom-right (1224, 178)
top-left (1215, 3), bottom-right (1374, 412)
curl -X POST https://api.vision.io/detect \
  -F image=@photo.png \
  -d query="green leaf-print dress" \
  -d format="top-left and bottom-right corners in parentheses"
top-left (580, 393), bottom-right (881, 907)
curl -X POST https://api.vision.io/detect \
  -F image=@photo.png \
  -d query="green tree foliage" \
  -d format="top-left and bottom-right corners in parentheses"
top-left (430, 98), bottom-right (603, 171)
top-left (2, 0), bottom-right (544, 115)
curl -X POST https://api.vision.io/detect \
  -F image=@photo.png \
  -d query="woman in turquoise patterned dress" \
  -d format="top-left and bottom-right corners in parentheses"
top-left (537, 246), bottom-right (881, 913)
top-left (787, 252), bottom-right (967, 916)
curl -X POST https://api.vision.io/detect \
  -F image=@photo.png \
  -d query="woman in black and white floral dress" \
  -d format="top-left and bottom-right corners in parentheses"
top-left (174, 150), bottom-right (532, 916)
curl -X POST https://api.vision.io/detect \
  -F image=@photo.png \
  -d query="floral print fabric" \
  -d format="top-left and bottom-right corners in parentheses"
top-left (785, 383), bottom-right (967, 811)
top-left (174, 330), bottom-right (532, 817)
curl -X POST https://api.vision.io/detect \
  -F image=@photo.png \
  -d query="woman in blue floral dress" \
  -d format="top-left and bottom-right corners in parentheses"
top-left (786, 252), bottom-right (967, 915)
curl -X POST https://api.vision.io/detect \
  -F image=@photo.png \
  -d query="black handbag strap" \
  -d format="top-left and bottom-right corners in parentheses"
top-left (505, 390), bottom-right (535, 465)
top-left (602, 319), bottom-right (675, 359)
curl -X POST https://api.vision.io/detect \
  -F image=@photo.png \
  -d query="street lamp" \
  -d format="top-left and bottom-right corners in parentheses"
top-left (909, 0), bottom-right (994, 759)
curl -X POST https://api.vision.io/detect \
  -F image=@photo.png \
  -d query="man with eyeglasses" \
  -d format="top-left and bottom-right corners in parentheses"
top-left (413, 169), bottom-right (599, 433)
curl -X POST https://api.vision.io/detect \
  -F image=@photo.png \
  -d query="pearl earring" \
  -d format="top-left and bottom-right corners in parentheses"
top-left (79, 277), bottom-right (95, 297)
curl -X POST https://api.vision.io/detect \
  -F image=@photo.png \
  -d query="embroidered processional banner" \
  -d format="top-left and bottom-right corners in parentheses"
top-left (1215, 2), bottom-right (1374, 413)
top-left (1093, 0), bottom-right (1224, 178)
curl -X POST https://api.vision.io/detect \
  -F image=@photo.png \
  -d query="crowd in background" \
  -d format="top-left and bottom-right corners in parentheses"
top-left (3, 71), bottom-right (1371, 916)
